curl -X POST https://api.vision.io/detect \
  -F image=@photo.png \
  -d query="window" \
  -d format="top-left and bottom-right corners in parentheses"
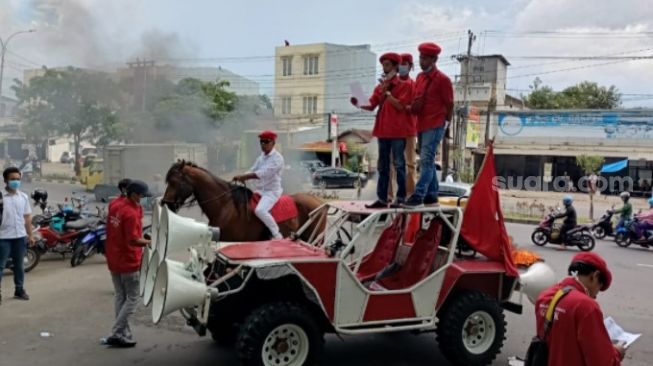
top-left (303, 55), bottom-right (319, 75)
top-left (281, 56), bottom-right (292, 76)
top-left (281, 96), bottom-right (291, 115)
top-left (302, 96), bottom-right (318, 114)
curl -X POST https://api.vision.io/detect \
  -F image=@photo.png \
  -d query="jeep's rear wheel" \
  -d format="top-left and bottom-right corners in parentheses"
top-left (237, 302), bottom-right (323, 366)
top-left (436, 291), bottom-right (506, 366)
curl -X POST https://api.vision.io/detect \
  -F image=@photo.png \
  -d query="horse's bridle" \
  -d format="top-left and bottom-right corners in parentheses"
top-left (161, 169), bottom-right (246, 212)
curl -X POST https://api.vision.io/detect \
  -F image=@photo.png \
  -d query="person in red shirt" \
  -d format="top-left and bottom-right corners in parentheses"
top-left (351, 52), bottom-right (413, 208)
top-left (108, 178), bottom-right (132, 211)
top-left (102, 180), bottom-right (151, 348)
top-left (534, 252), bottom-right (626, 366)
top-left (404, 42), bottom-right (454, 207)
top-left (399, 53), bottom-right (418, 196)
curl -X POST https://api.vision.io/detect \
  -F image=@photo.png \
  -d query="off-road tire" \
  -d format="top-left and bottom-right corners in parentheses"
top-left (436, 291), bottom-right (506, 366)
top-left (237, 302), bottom-right (324, 366)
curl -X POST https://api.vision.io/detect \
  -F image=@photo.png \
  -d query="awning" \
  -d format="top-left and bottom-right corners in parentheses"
top-left (600, 159), bottom-right (628, 173)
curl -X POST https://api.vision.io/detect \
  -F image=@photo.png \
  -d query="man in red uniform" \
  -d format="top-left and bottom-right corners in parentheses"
top-left (351, 52), bottom-right (412, 208)
top-left (404, 42), bottom-right (454, 207)
top-left (102, 180), bottom-right (151, 348)
top-left (534, 252), bottom-right (626, 365)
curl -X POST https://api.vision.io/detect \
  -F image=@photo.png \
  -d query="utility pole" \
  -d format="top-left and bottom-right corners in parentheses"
top-left (0, 29), bottom-right (36, 113)
top-left (453, 30), bottom-right (476, 175)
top-left (126, 58), bottom-right (155, 112)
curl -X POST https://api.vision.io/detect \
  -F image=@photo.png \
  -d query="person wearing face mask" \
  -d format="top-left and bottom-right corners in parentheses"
top-left (533, 252), bottom-right (625, 365)
top-left (351, 52), bottom-right (413, 208)
top-left (0, 167), bottom-right (34, 304)
top-left (394, 53), bottom-right (418, 196)
top-left (102, 180), bottom-right (151, 348)
top-left (404, 42), bottom-right (454, 207)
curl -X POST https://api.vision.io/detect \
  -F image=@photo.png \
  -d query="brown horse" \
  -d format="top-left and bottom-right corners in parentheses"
top-left (162, 160), bottom-right (324, 242)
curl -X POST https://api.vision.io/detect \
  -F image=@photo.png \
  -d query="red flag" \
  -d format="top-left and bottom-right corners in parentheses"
top-left (460, 141), bottom-right (518, 277)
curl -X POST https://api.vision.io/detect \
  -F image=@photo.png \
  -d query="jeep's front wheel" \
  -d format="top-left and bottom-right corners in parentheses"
top-left (436, 291), bottom-right (506, 366)
top-left (237, 302), bottom-right (324, 366)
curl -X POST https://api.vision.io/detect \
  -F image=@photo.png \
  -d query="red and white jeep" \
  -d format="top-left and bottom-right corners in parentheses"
top-left (148, 201), bottom-right (545, 366)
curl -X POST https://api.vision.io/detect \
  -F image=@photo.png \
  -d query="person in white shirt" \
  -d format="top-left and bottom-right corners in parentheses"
top-left (233, 130), bottom-right (285, 239)
top-left (0, 167), bottom-right (35, 304)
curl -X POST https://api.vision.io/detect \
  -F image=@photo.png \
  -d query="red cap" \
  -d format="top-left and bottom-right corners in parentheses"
top-left (418, 42), bottom-right (442, 57)
top-left (571, 252), bottom-right (612, 291)
top-left (400, 53), bottom-right (413, 65)
top-left (379, 52), bottom-right (401, 65)
top-left (258, 130), bottom-right (277, 140)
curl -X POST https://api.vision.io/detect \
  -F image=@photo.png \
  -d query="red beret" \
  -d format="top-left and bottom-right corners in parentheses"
top-left (418, 42), bottom-right (442, 57)
top-left (258, 130), bottom-right (277, 140)
top-left (571, 252), bottom-right (612, 291)
top-left (400, 53), bottom-right (413, 65)
top-left (379, 52), bottom-right (401, 65)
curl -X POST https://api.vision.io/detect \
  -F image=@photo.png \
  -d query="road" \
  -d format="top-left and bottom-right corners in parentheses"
top-left (1, 181), bottom-right (652, 366)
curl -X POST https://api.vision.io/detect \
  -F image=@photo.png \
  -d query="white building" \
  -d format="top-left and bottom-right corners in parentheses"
top-left (274, 43), bottom-right (376, 126)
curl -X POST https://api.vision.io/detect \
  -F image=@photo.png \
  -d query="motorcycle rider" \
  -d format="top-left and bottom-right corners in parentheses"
top-left (613, 191), bottom-right (633, 230)
top-left (554, 195), bottom-right (577, 249)
top-left (634, 197), bottom-right (653, 242)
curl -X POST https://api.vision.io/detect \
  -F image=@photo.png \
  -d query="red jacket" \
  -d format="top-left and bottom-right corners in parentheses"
top-left (535, 277), bottom-right (622, 366)
top-left (400, 76), bottom-right (418, 137)
top-left (105, 197), bottom-right (144, 273)
top-left (413, 68), bottom-right (453, 132)
top-left (368, 75), bottom-right (413, 138)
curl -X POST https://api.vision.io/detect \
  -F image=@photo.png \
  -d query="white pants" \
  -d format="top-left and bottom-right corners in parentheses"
top-left (255, 192), bottom-right (282, 239)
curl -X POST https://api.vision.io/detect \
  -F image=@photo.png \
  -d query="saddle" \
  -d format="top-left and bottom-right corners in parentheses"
top-left (249, 193), bottom-right (298, 223)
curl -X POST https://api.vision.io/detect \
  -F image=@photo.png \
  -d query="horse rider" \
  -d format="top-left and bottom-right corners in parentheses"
top-left (233, 131), bottom-right (285, 240)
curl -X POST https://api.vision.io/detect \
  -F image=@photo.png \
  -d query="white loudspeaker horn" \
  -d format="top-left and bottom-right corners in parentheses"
top-left (139, 246), bottom-right (152, 297)
top-left (150, 198), bottom-right (162, 250)
top-left (157, 206), bottom-right (220, 264)
top-left (152, 259), bottom-right (208, 324)
top-left (143, 250), bottom-right (162, 306)
top-left (519, 262), bottom-right (557, 304)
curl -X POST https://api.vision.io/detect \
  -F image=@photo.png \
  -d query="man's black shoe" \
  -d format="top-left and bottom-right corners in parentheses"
top-left (389, 200), bottom-right (404, 209)
top-left (14, 290), bottom-right (29, 300)
top-left (423, 197), bottom-right (439, 205)
top-left (402, 196), bottom-right (424, 208)
top-left (100, 336), bottom-right (121, 346)
top-left (113, 338), bottom-right (137, 348)
top-left (365, 200), bottom-right (388, 209)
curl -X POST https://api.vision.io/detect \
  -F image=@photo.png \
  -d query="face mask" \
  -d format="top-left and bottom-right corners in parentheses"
top-left (7, 180), bottom-right (21, 190)
top-left (398, 65), bottom-right (410, 76)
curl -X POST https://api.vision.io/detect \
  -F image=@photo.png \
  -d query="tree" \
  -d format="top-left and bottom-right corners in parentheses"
top-left (12, 67), bottom-right (124, 175)
top-left (524, 78), bottom-right (622, 109)
top-left (576, 155), bottom-right (605, 221)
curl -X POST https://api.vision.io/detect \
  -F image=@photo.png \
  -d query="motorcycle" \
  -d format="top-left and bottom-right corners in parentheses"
top-left (615, 218), bottom-right (653, 249)
top-left (531, 211), bottom-right (595, 251)
top-left (591, 209), bottom-right (616, 239)
top-left (34, 216), bottom-right (102, 258)
top-left (70, 222), bottom-right (106, 267)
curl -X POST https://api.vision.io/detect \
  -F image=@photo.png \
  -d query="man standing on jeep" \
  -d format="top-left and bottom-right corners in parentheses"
top-left (404, 42), bottom-right (454, 207)
top-left (233, 130), bottom-right (285, 240)
top-left (534, 253), bottom-right (625, 365)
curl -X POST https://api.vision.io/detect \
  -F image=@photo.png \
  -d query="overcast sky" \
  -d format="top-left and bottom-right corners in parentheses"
top-left (2, 0), bottom-right (653, 106)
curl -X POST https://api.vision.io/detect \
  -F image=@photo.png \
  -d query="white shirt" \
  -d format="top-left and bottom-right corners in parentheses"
top-left (250, 149), bottom-right (284, 195)
top-left (0, 189), bottom-right (32, 239)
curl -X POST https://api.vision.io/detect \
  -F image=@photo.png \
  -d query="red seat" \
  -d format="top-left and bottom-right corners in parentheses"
top-left (356, 216), bottom-right (404, 282)
top-left (375, 219), bottom-right (443, 290)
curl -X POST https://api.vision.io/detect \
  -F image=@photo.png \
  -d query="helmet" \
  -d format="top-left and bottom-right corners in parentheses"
top-left (563, 195), bottom-right (573, 206)
top-left (31, 188), bottom-right (48, 204)
top-left (620, 191), bottom-right (630, 201)
top-left (648, 197), bottom-right (653, 208)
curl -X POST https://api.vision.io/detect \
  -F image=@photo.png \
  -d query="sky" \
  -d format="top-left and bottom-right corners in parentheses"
top-left (2, 0), bottom-right (653, 106)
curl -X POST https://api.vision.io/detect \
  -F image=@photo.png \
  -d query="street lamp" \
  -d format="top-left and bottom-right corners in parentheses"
top-left (0, 29), bottom-right (37, 109)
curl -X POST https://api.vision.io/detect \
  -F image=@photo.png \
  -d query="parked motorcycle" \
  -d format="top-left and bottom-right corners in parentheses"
top-left (531, 211), bottom-right (595, 251)
top-left (615, 218), bottom-right (653, 248)
top-left (70, 222), bottom-right (106, 267)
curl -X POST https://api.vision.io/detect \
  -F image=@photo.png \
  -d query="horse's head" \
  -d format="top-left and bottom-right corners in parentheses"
top-left (162, 160), bottom-right (195, 212)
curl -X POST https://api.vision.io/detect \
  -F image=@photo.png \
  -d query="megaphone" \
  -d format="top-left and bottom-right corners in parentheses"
top-left (143, 250), bottom-right (162, 306)
top-left (519, 262), bottom-right (557, 304)
top-left (157, 206), bottom-right (220, 263)
top-left (152, 259), bottom-right (208, 324)
top-left (150, 198), bottom-right (162, 250)
top-left (139, 246), bottom-right (153, 296)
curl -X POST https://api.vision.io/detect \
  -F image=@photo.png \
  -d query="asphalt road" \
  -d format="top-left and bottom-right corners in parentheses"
top-left (1, 181), bottom-right (652, 366)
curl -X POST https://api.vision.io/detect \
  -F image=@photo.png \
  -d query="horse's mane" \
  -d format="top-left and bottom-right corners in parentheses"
top-left (167, 160), bottom-right (253, 206)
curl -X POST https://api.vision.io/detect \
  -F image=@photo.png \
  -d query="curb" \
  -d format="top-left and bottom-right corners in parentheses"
top-left (504, 217), bottom-right (540, 225)
top-left (32, 178), bottom-right (83, 186)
